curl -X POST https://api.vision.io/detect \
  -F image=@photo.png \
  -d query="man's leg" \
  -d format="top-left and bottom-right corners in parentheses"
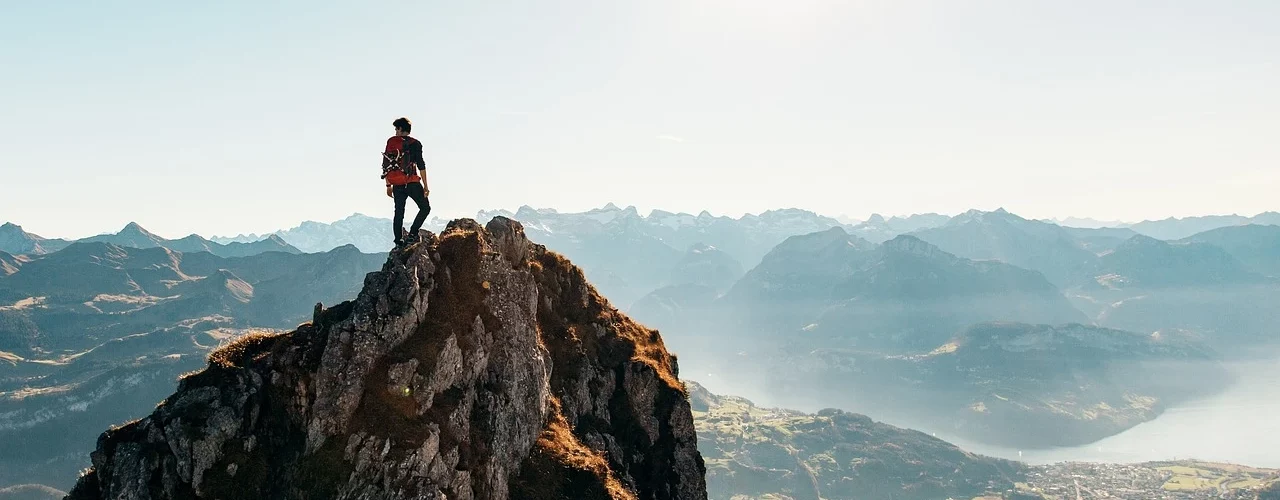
top-left (392, 185), bottom-right (409, 244)
top-left (407, 183), bottom-right (432, 234)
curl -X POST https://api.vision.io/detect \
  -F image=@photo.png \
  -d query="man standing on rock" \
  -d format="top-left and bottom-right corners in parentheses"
top-left (381, 117), bottom-right (431, 246)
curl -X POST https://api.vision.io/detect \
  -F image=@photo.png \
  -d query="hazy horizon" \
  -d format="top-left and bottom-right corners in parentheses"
top-left (4, 204), bottom-right (1278, 242)
top-left (4, 1), bottom-right (1278, 238)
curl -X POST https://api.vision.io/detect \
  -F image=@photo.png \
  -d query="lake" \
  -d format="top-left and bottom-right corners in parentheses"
top-left (694, 355), bottom-right (1280, 468)
top-left (944, 357), bottom-right (1280, 468)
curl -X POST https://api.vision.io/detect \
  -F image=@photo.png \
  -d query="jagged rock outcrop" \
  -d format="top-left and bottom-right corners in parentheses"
top-left (65, 217), bottom-right (706, 500)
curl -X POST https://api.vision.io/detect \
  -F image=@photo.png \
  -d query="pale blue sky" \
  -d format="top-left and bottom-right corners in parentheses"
top-left (2, 1), bottom-right (1277, 239)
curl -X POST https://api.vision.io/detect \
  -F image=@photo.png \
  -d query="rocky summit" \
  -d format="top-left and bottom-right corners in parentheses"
top-left (65, 217), bottom-right (706, 500)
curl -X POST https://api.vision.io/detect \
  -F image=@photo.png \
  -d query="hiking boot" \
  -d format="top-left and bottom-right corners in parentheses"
top-left (403, 231), bottom-right (421, 244)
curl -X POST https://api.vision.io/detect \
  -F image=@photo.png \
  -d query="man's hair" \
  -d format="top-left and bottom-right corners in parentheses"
top-left (393, 117), bottom-right (412, 134)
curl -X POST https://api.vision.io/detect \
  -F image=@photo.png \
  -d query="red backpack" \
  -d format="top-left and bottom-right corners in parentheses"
top-left (381, 136), bottom-right (420, 179)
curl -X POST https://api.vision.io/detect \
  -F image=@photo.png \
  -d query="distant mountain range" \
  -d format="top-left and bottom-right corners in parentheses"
top-left (1179, 224), bottom-right (1280, 278)
top-left (903, 209), bottom-right (1280, 287)
top-left (835, 209), bottom-right (1280, 244)
top-left (701, 230), bottom-right (1088, 352)
top-left (9, 206), bottom-right (1279, 355)
top-left (83, 222), bottom-right (301, 258)
top-left (0, 223), bottom-right (69, 256)
top-left (1045, 216), bottom-right (1130, 229)
top-left (1127, 212), bottom-right (1280, 240)
top-left (474, 204), bottom-right (855, 307)
top-left (1067, 233), bottom-right (1280, 352)
top-left (0, 241), bottom-right (384, 489)
top-left (212, 213), bottom-right (451, 253)
top-left (846, 212), bottom-right (952, 243)
top-left (814, 235), bottom-right (1088, 351)
top-left (909, 208), bottom-right (1108, 286)
top-left (710, 227), bottom-right (880, 333)
top-left (1048, 212), bottom-right (1280, 239)
top-left (4, 205), bottom-right (1279, 487)
top-left (13, 207), bottom-right (1280, 258)
top-left (624, 213), bottom-right (1280, 448)
top-left (0, 242), bottom-right (381, 354)
top-left (485, 204), bottom-right (851, 267)
top-left (728, 233), bottom-right (1231, 446)
top-left (1086, 234), bottom-right (1266, 289)
top-left (1, 222), bottom-right (299, 259)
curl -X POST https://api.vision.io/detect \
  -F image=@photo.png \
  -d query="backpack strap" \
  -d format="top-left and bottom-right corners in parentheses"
top-left (403, 137), bottom-right (419, 170)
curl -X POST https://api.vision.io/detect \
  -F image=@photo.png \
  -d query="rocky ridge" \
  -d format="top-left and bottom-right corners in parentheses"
top-left (66, 217), bottom-right (706, 500)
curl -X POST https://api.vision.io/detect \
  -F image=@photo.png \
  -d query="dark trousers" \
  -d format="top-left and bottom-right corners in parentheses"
top-left (393, 183), bottom-right (431, 241)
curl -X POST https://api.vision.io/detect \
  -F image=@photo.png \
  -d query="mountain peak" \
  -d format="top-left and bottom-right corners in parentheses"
top-left (0, 222), bottom-right (69, 255)
top-left (119, 222), bottom-right (156, 237)
top-left (0, 222), bottom-right (35, 240)
top-left (760, 208), bottom-right (816, 217)
top-left (67, 217), bottom-right (706, 500)
top-left (514, 205), bottom-right (555, 219)
top-left (945, 208), bottom-right (1030, 228)
top-left (1117, 233), bottom-right (1165, 249)
top-left (757, 226), bottom-right (872, 263)
top-left (882, 234), bottom-right (949, 259)
top-left (947, 209), bottom-right (986, 225)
